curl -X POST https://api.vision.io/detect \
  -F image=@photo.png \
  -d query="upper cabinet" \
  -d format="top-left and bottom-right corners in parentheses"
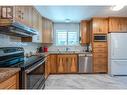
top-left (42, 17), bottom-right (53, 43)
top-left (92, 17), bottom-right (108, 34)
top-left (80, 20), bottom-right (91, 45)
top-left (0, 6), bottom-right (54, 43)
top-left (109, 17), bottom-right (127, 32)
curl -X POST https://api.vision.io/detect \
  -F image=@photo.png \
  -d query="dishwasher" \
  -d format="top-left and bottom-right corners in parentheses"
top-left (78, 53), bottom-right (92, 73)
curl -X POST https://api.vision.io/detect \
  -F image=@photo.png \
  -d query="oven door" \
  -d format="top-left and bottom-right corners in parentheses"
top-left (25, 58), bottom-right (46, 89)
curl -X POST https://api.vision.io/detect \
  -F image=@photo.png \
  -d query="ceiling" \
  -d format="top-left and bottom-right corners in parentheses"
top-left (35, 6), bottom-right (127, 23)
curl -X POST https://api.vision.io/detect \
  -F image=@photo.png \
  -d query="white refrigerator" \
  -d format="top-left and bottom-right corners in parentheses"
top-left (108, 33), bottom-right (127, 76)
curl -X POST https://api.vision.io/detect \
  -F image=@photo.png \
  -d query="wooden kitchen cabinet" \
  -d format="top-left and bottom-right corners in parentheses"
top-left (57, 54), bottom-right (78, 73)
top-left (32, 9), bottom-right (42, 43)
top-left (80, 20), bottom-right (90, 45)
top-left (57, 55), bottom-right (67, 73)
top-left (92, 17), bottom-right (108, 34)
top-left (93, 42), bottom-right (108, 73)
top-left (0, 73), bottom-right (19, 89)
top-left (32, 7), bottom-right (39, 31)
top-left (67, 55), bottom-right (78, 73)
top-left (109, 17), bottom-right (127, 32)
top-left (14, 6), bottom-right (31, 26)
top-left (45, 55), bottom-right (50, 79)
top-left (50, 55), bottom-right (57, 74)
top-left (42, 17), bottom-right (53, 43)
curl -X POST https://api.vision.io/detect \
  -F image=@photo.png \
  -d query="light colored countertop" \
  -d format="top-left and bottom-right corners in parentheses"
top-left (40, 51), bottom-right (92, 57)
top-left (0, 68), bottom-right (20, 83)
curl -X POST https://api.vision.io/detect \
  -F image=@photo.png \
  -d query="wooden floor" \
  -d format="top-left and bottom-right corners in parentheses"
top-left (45, 74), bottom-right (127, 89)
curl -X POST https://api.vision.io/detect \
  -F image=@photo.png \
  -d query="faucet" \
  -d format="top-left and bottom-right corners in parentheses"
top-left (57, 48), bottom-right (60, 52)
top-left (65, 47), bottom-right (69, 51)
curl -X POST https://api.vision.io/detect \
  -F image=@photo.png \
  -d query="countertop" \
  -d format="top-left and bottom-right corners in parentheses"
top-left (40, 51), bottom-right (92, 57)
top-left (0, 68), bottom-right (20, 83)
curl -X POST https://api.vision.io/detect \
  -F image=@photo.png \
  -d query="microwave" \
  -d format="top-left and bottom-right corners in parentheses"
top-left (94, 35), bottom-right (107, 42)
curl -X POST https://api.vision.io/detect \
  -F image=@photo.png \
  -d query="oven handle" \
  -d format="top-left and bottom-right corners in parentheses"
top-left (25, 57), bottom-right (47, 74)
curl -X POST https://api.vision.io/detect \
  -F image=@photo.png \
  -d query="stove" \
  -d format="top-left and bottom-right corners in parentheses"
top-left (0, 47), bottom-right (46, 89)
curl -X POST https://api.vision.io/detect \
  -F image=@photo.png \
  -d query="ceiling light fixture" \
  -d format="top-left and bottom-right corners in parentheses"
top-left (111, 5), bottom-right (125, 11)
top-left (65, 19), bottom-right (71, 23)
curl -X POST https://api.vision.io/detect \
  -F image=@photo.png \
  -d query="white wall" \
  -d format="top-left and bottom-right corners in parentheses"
top-left (0, 34), bottom-right (41, 54)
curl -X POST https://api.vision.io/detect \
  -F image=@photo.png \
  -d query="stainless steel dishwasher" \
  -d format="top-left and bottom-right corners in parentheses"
top-left (78, 53), bottom-right (92, 73)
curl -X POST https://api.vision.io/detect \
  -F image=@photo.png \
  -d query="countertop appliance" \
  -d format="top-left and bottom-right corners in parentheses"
top-left (108, 33), bottom-right (127, 76)
top-left (0, 47), bottom-right (46, 89)
top-left (78, 53), bottom-right (92, 73)
top-left (94, 34), bottom-right (107, 42)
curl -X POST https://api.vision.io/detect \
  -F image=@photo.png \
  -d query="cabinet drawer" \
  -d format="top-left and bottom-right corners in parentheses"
top-left (93, 63), bottom-right (107, 73)
top-left (0, 74), bottom-right (16, 89)
top-left (94, 58), bottom-right (107, 64)
top-left (93, 42), bottom-right (107, 48)
top-left (94, 53), bottom-right (107, 58)
top-left (93, 48), bottom-right (107, 53)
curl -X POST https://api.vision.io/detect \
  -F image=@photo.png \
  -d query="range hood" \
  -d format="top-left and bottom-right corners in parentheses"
top-left (0, 22), bottom-right (38, 37)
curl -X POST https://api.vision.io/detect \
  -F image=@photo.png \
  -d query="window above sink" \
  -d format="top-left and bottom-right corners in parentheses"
top-left (54, 23), bottom-right (80, 46)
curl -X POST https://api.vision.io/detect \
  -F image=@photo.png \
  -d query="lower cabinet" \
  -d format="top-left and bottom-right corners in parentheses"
top-left (0, 73), bottom-right (19, 89)
top-left (45, 55), bottom-right (50, 79)
top-left (50, 55), bottom-right (57, 74)
top-left (57, 54), bottom-right (78, 73)
top-left (93, 42), bottom-right (108, 73)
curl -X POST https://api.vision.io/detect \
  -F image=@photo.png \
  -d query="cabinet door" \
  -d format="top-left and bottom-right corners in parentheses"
top-left (67, 55), bottom-right (78, 73)
top-left (32, 8), bottom-right (40, 42)
top-left (23, 6), bottom-right (30, 26)
top-left (57, 55), bottom-right (67, 73)
top-left (32, 8), bottom-right (39, 31)
top-left (45, 58), bottom-right (48, 79)
top-left (47, 56), bottom-right (50, 75)
top-left (50, 55), bottom-right (57, 73)
top-left (109, 17), bottom-right (127, 32)
top-left (45, 56), bottom-right (51, 78)
top-left (42, 18), bottom-right (53, 43)
top-left (92, 18), bottom-right (108, 34)
top-left (14, 6), bottom-right (25, 23)
top-left (80, 20), bottom-right (90, 44)
top-left (38, 14), bottom-right (42, 43)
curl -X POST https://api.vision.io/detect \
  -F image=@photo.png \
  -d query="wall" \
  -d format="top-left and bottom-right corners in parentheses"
top-left (0, 34), bottom-right (41, 54)
top-left (48, 23), bottom-right (87, 52)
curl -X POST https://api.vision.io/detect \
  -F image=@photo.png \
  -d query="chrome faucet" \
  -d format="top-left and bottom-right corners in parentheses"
top-left (65, 47), bottom-right (69, 51)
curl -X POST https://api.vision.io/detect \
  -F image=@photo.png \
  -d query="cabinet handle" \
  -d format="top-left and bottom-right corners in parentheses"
top-left (18, 15), bottom-right (21, 19)
top-left (21, 13), bottom-right (24, 19)
top-left (99, 28), bottom-right (101, 32)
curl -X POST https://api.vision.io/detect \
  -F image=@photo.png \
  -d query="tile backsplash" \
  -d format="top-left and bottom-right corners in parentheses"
top-left (48, 45), bottom-right (87, 52)
top-left (0, 34), bottom-right (41, 54)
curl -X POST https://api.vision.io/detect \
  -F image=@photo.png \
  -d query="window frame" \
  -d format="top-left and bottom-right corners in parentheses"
top-left (55, 30), bottom-right (79, 46)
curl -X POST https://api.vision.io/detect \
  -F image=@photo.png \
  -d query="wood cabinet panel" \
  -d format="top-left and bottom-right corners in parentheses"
top-left (93, 52), bottom-right (107, 58)
top-left (0, 73), bottom-right (19, 89)
top-left (109, 17), bottom-right (127, 32)
top-left (93, 42), bottom-right (107, 48)
top-left (93, 63), bottom-right (107, 73)
top-left (93, 48), bottom-right (107, 53)
top-left (67, 55), bottom-right (78, 73)
top-left (42, 17), bottom-right (53, 43)
top-left (50, 55), bottom-right (57, 73)
top-left (45, 56), bottom-right (50, 79)
top-left (80, 20), bottom-right (90, 44)
top-left (57, 54), bottom-right (77, 73)
top-left (57, 55), bottom-right (67, 73)
top-left (92, 18), bottom-right (108, 34)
